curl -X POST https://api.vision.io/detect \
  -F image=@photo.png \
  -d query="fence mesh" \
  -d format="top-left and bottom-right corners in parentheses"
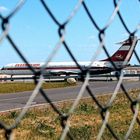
top-left (0, 0), bottom-right (140, 139)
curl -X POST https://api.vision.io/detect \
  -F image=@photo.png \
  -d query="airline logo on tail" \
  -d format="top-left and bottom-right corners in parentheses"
top-left (115, 54), bottom-right (124, 60)
top-left (103, 36), bottom-right (138, 63)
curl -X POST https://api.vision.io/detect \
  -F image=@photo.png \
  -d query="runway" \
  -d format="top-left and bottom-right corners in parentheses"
top-left (0, 81), bottom-right (139, 112)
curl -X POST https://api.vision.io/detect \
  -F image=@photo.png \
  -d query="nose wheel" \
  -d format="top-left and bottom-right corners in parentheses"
top-left (11, 75), bottom-right (14, 81)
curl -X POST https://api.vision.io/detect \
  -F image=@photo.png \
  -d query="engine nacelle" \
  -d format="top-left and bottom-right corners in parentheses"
top-left (67, 78), bottom-right (77, 84)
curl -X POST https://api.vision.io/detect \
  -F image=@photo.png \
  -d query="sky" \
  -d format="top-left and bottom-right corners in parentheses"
top-left (0, 0), bottom-right (140, 67)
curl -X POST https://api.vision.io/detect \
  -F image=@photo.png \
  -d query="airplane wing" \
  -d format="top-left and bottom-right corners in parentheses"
top-left (49, 70), bottom-right (80, 75)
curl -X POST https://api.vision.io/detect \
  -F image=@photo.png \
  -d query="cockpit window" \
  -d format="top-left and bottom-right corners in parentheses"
top-left (1, 67), bottom-right (5, 70)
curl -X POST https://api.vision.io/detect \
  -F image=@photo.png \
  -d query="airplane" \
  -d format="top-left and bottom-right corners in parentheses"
top-left (0, 36), bottom-right (139, 81)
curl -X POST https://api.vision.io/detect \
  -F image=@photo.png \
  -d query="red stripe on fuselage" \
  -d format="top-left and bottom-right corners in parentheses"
top-left (3, 66), bottom-right (109, 71)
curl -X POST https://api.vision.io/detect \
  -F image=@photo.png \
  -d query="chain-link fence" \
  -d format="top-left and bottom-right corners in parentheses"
top-left (0, 0), bottom-right (140, 139)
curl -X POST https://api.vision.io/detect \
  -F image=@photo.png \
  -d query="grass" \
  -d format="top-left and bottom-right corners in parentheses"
top-left (0, 82), bottom-right (76, 93)
top-left (0, 89), bottom-right (140, 139)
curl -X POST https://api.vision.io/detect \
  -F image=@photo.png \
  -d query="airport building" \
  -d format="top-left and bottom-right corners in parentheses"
top-left (123, 65), bottom-right (140, 75)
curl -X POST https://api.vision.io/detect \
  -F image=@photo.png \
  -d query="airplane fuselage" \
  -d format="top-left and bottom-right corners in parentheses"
top-left (0, 61), bottom-right (122, 76)
top-left (0, 36), bottom-right (138, 77)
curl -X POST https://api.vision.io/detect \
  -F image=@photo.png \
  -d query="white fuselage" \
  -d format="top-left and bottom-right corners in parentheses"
top-left (1, 36), bottom-right (138, 76)
top-left (0, 61), bottom-right (124, 76)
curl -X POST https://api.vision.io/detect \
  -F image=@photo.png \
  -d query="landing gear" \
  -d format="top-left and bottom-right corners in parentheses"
top-left (11, 75), bottom-right (14, 81)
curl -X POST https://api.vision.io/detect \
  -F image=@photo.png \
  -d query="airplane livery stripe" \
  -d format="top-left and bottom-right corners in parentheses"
top-left (3, 66), bottom-right (110, 71)
top-left (119, 45), bottom-right (130, 51)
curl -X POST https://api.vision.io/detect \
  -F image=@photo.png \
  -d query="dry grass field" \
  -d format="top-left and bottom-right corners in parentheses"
top-left (0, 82), bottom-right (76, 93)
top-left (0, 88), bottom-right (139, 139)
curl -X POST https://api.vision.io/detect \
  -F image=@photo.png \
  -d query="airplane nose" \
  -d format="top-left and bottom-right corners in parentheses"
top-left (1, 67), bottom-right (4, 70)
top-left (0, 69), bottom-right (3, 74)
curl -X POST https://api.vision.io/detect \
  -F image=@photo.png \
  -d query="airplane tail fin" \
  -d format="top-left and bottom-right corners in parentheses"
top-left (102, 36), bottom-right (139, 64)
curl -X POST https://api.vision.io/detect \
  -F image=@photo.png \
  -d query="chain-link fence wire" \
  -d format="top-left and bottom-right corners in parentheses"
top-left (0, 0), bottom-right (140, 139)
